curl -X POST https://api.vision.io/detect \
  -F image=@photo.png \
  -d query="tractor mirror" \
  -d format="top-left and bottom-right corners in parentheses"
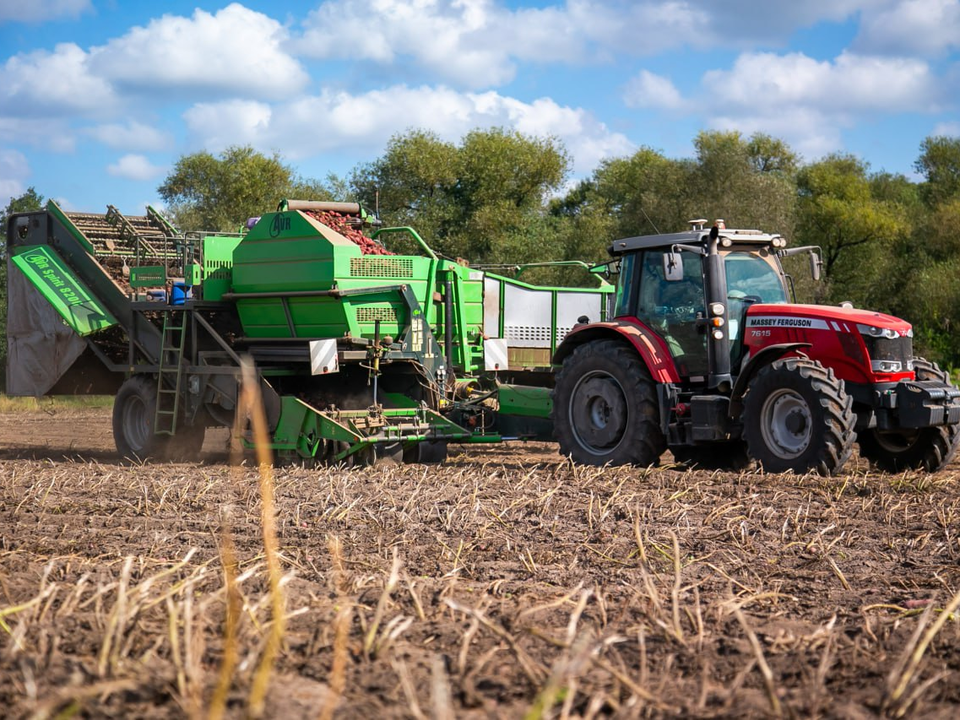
top-left (810, 252), bottom-right (822, 281)
top-left (663, 252), bottom-right (683, 282)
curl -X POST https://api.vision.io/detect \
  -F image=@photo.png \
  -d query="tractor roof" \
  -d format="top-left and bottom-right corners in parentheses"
top-left (608, 228), bottom-right (783, 256)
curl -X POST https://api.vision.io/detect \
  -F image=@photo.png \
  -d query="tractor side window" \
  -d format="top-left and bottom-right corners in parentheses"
top-left (613, 253), bottom-right (637, 318)
top-left (636, 250), bottom-right (707, 377)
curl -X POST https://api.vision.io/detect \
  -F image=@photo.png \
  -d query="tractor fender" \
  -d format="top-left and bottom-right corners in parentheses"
top-left (553, 321), bottom-right (681, 384)
top-left (729, 342), bottom-right (812, 418)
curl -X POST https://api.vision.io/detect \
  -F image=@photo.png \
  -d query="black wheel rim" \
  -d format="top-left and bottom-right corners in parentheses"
top-left (568, 370), bottom-right (629, 456)
top-left (759, 388), bottom-right (811, 459)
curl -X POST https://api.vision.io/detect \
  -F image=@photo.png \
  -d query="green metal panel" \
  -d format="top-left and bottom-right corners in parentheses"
top-left (232, 210), bottom-right (360, 295)
top-left (11, 245), bottom-right (118, 335)
top-left (46, 200), bottom-right (96, 255)
top-left (201, 234), bottom-right (243, 301)
top-left (497, 384), bottom-right (553, 419)
top-left (129, 265), bottom-right (166, 288)
top-left (184, 263), bottom-right (202, 286)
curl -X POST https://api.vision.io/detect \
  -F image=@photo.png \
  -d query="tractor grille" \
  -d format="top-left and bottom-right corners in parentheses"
top-left (863, 334), bottom-right (913, 373)
top-left (350, 257), bottom-right (414, 278)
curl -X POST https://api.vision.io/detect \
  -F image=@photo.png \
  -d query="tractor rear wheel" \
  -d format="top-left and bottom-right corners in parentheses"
top-left (742, 357), bottom-right (856, 475)
top-left (858, 358), bottom-right (960, 472)
top-left (552, 340), bottom-right (666, 466)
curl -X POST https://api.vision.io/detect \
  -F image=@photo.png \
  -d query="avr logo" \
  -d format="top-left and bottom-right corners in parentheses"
top-left (269, 214), bottom-right (291, 237)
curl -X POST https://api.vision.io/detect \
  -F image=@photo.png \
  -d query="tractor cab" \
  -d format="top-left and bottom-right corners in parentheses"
top-left (609, 221), bottom-right (793, 387)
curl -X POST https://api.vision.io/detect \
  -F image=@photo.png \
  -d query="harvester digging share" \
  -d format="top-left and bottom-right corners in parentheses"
top-left (6, 202), bottom-right (960, 474)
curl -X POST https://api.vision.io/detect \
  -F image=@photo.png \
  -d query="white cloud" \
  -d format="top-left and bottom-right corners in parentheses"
top-left (90, 4), bottom-right (308, 99)
top-left (702, 51), bottom-right (939, 114)
top-left (0, 117), bottom-right (75, 152)
top-left (107, 154), bottom-right (165, 181)
top-left (623, 70), bottom-right (684, 110)
top-left (0, 148), bottom-right (29, 199)
top-left (0, 4), bottom-right (307, 122)
top-left (295, 0), bottom-right (713, 88)
top-left (293, 1), bottom-right (911, 89)
top-left (184, 85), bottom-right (633, 174)
top-left (0, 43), bottom-right (117, 116)
top-left (0, 0), bottom-right (90, 23)
top-left (855, 0), bottom-right (960, 56)
top-left (933, 121), bottom-right (960, 136)
top-left (632, 49), bottom-right (945, 161)
top-left (84, 120), bottom-right (172, 151)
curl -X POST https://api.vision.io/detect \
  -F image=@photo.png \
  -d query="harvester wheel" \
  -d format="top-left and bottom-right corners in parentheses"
top-left (671, 442), bottom-right (752, 471)
top-left (742, 357), bottom-right (856, 475)
top-left (552, 340), bottom-right (666, 466)
top-left (403, 440), bottom-right (449, 464)
top-left (113, 375), bottom-right (170, 462)
top-left (113, 376), bottom-right (207, 462)
top-left (857, 358), bottom-right (960, 472)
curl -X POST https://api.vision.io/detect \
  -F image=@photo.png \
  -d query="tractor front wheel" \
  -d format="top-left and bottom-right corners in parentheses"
top-left (857, 358), bottom-right (960, 472)
top-left (742, 357), bottom-right (856, 475)
top-left (552, 340), bottom-right (666, 466)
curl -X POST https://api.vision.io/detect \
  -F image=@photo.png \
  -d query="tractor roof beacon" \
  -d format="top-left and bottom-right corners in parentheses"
top-left (551, 220), bottom-right (960, 475)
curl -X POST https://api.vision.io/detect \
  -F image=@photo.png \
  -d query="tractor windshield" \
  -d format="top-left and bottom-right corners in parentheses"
top-left (723, 251), bottom-right (787, 304)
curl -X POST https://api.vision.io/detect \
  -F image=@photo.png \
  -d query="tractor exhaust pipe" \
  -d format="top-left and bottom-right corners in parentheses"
top-left (705, 224), bottom-right (732, 392)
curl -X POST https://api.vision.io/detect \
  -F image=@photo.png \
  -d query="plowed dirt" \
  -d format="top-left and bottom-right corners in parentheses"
top-left (1, 407), bottom-right (958, 718)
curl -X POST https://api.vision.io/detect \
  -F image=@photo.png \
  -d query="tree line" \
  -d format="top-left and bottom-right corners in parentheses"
top-left (4, 129), bottom-right (960, 371)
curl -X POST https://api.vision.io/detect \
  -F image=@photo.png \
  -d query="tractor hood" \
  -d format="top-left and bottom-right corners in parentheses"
top-left (745, 303), bottom-right (912, 336)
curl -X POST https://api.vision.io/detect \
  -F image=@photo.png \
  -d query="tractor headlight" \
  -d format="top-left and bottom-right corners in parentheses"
top-left (857, 324), bottom-right (901, 339)
top-left (710, 302), bottom-right (725, 316)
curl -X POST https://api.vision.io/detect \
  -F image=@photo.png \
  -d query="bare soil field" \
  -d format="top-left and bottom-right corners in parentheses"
top-left (1, 407), bottom-right (958, 719)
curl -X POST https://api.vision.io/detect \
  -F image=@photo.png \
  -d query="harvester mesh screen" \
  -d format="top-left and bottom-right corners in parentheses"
top-left (350, 257), bottom-right (415, 278)
top-left (356, 307), bottom-right (399, 323)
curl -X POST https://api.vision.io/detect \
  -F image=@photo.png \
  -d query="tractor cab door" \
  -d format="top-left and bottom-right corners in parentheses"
top-left (633, 250), bottom-right (708, 380)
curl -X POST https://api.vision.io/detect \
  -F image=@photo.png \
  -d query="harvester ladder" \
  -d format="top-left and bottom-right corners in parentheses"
top-left (155, 309), bottom-right (188, 435)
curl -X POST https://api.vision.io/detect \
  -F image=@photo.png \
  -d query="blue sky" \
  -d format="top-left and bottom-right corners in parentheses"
top-left (1, 0), bottom-right (958, 216)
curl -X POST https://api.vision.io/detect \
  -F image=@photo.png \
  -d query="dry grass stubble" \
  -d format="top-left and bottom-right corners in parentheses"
top-left (0, 409), bottom-right (959, 717)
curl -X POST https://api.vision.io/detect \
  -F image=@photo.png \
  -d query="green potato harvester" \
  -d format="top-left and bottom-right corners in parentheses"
top-left (6, 199), bottom-right (612, 464)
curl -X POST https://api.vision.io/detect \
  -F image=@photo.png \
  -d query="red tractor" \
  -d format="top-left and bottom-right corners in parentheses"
top-left (551, 221), bottom-right (960, 474)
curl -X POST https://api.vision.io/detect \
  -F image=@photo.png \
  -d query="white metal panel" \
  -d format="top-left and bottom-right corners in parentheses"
top-left (484, 338), bottom-right (509, 371)
top-left (555, 292), bottom-right (604, 342)
top-left (503, 283), bottom-right (554, 347)
top-left (309, 338), bottom-right (339, 375)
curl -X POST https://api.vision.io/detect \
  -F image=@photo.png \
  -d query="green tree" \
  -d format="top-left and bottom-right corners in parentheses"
top-left (1, 187), bottom-right (46, 387)
top-left (691, 130), bottom-right (797, 235)
top-left (158, 146), bottom-right (324, 232)
top-left (915, 135), bottom-right (960, 207)
top-left (795, 154), bottom-right (909, 308)
top-left (585, 147), bottom-right (693, 238)
top-left (350, 128), bottom-right (569, 263)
